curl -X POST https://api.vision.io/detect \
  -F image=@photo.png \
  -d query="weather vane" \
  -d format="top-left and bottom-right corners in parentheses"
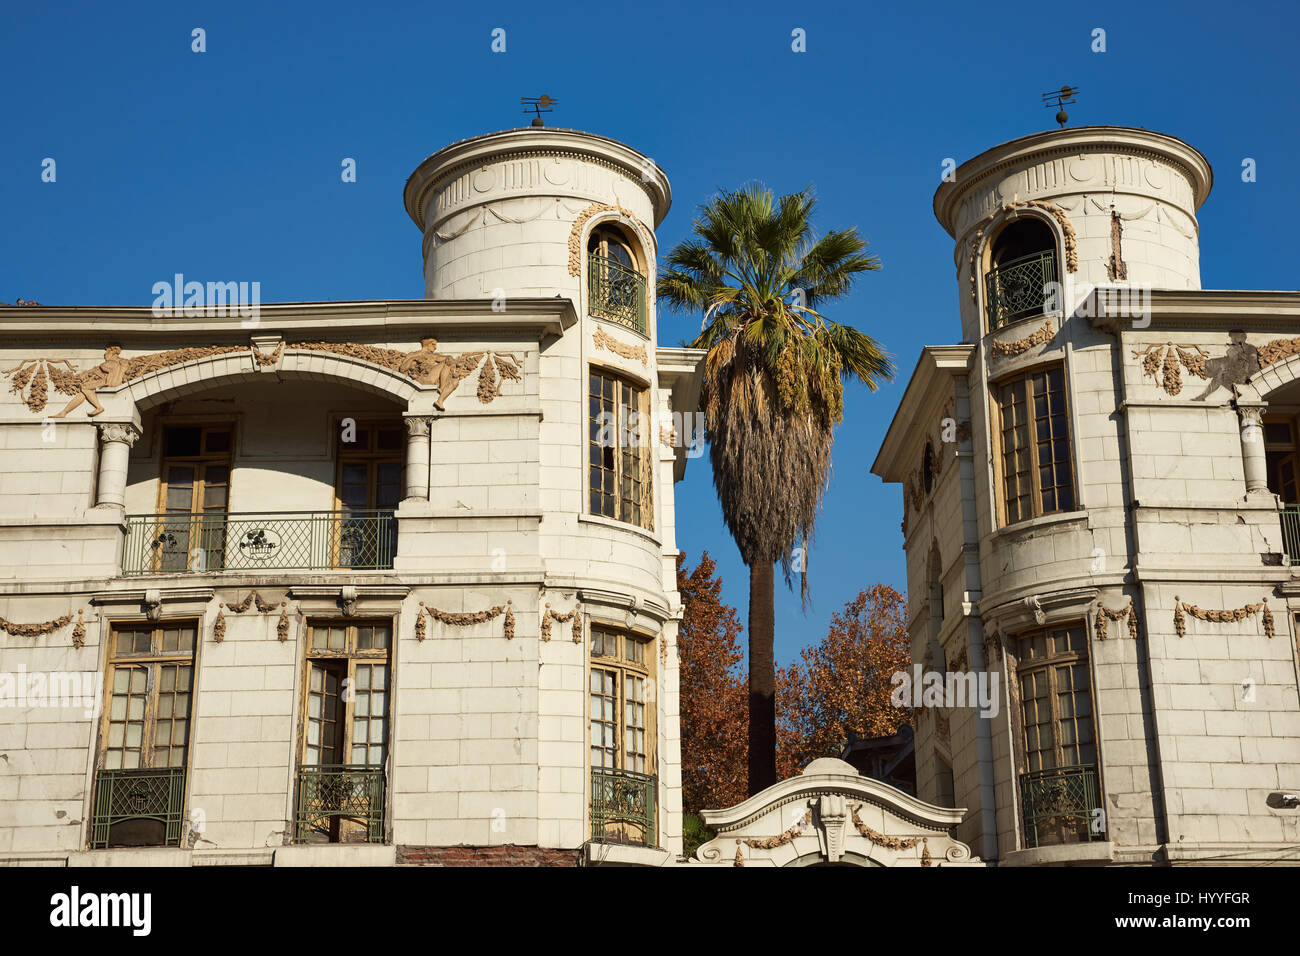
top-left (521, 94), bottom-right (557, 127)
top-left (1042, 85), bottom-right (1079, 129)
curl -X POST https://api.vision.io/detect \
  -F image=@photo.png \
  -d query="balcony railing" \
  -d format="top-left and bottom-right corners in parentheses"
top-left (295, 765), bottom-right (385, 844)
top-left (985, 250), bottom-right (1057, 329)
top-left (590, 767), bottom-right (657, 847)
top-left (90, 766), bottom-right (187, 849)
top-left (588, 254), bottom-right (647, 335)
top-left (1019, 764), bottom-right (1103, 849)
top-left (1281, 505), bottom-right (1300, 565)
top-left (123, 510), bottom-right (397, 574)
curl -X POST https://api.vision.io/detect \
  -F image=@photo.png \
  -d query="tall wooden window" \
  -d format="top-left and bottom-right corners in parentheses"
top-left (336, 422), bottom-right (403, 568)
top-left (91, 621), bottom-right (196, 848)
top-left (995, 365), bottom-right (1075, 524)
top-left (297, 620), bottom-right (391, 844)
top-left (1014, 622), bottom-right (1102, 847)
top-left (588, 369), bottom-right (653, 531)
top-left (1264, 415), bottom-right (1298, 504)
top-left (158, 425), bottom-right (233, 571)
top-left (589, 626), bottom-right (654, 774)
top-left (302, 621), bottom-right (391, 768)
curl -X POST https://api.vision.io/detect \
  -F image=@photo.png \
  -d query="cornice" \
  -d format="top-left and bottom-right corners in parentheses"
top-left (934, 126), bottom-right (1214, 237)
top-left (404, 127), bottom-right (671, 231)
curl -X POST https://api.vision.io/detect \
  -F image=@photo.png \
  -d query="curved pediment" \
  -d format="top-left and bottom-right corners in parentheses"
top-left (692, 758), bottom-right (982, 867)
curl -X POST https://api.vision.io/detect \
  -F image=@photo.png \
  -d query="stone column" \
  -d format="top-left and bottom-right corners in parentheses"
top-left (403, 416), bottom-right (433, 501)
top-left (95, 423), bottom-right (141, 508)
top-left (1238, 405), bottom-right (1268, 495)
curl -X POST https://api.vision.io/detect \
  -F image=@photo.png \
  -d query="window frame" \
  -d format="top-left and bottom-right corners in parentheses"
top-left (587, 625), bottom-right (657, 776)
top-left (97, 620), bottom-right (200, 772)
top-left (1011, 622), bottom-right (1096, 774)
top-left (587, 366), bottom-right (654, 532)
top-left (991, 362), bottom-right (1077, 526)
top-left (154, 423), bottom-right (236, 572)
top-left (1263, 413), bottom-right (1298, 504)
top-left (298, 619), bottom-right (393, 770)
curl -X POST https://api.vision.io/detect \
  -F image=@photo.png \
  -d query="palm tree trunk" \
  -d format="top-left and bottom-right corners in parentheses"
top-left (747, 560), bottom-right (777, 795)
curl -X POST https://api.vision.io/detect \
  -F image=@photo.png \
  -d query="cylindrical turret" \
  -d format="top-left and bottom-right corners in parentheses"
top-left (403, 127), bottom-right (671, 303)
top-left (933, 126), bottom-right (1213, 342)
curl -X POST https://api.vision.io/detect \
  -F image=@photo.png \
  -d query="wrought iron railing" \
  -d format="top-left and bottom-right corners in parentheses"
top-left (295, 765), bottom-right (385, 843)
top-left (1281, 505), bottom-right (1300, 565)
top-left (588, 253), bottom-right (647, 334)
top-left (90, 766), bottom-right (187, 849)
top-left (590, 767), bottom-right (656, 847)
top-left (123, 510), bottom-right (397, 574)
top-left (1019, 764), bottom-right (1103, 849)
top-left (985, 250), bottom-right (1058, 329)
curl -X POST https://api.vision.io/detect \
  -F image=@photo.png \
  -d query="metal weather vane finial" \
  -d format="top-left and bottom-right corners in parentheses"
top-left (521, 94), bottom-right (557, 127)
top-left (1041, 85), bottom-right (1079, 129)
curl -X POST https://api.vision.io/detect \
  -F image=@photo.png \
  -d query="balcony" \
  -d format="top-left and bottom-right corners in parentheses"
top-left (90, 766), bottom-right (187, 849)
top-left (588, 253), bottom-right (647, 335)
top-left (1018, 764), bottom-right (1104, 849)
top-left (123, 511), bottom-right (397, 575)
top-left (590, 767), bottom-right (657, 847)
top-left (985, 250), bottom-right (1057, 330)
top-left (1281, 505), bottom-right (1300, 565)
top-left (295, 765), bottom-right (385, 844)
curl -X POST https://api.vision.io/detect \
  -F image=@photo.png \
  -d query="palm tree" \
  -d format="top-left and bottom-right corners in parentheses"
top-left (658, 185), bottom-right (893, 795)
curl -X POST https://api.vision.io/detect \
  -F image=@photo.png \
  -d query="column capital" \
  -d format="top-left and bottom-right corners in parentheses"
top-left (98, 422), bottom-right (141, 446)
top-left (404, 416), bottom-right (434, 438)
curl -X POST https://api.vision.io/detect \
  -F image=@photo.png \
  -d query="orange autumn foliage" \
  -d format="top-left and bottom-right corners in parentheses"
top-left (777, 584), bottom-right (912, 779)
top-left (677, 552), bottom-right (748, 813)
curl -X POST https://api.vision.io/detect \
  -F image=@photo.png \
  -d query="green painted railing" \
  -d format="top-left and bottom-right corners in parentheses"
top-left (1019, 764), bottom-right (1103, 849)
top-left (90, 766), bottom-right (187, 849)
top-left (295, 765), bottom-right (385, 843)
top-left (985, 250), bottom-right (1057, 329)
top-left (1281, 505), bottom-right (1300, 564)
top-left (123, 510), bottom-right (397, 574)
top-left (588, 253), bottom-right (647, 334)
top-left (590, 767), bottom-right (656, 847)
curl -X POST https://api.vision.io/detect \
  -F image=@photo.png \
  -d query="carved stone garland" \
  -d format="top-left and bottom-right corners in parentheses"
top-left (216, 591), bottom-right (289, 643)
top-left (540, 603), bottom-right (583, 643)
top-left (849, 804), bottom-right (921, 851)
top-left (967, 200), bottom-right (1078, 302)
top-left (1132, 343), bottom-right (1209, 396)
top-left (1259, 337), bottom-right (1300, 368)
top-left (1095, 599), bottom-right (1138, 641)
top-left (593, 327), bottom-right (648, 365)
top-left (416, 601), bottom-right (515, 640)
top-left (990, 321), bottom-right (1054, 359)
top-left (1174, 596), bottom-right (1274, 638)
top-left (0, 609), bottom-right (87, 647)
top-left (744, 809), bottom-right (809, 850)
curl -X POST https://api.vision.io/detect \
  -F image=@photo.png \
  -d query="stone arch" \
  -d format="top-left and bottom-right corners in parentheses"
top-left (100, 346), bottom-right (425, 415)
top-left (1233, 350), bottom-right (1300, 406)
top-left (964, 202), bottom-right (1077, 314)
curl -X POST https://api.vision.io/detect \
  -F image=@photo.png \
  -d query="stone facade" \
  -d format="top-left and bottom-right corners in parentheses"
top-left (874, 126), bottom-right (1300, 865)
top-left (0, 127), bottom-right (703, 866)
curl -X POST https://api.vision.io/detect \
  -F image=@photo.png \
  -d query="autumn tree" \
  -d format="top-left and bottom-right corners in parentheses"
top-left (677, 551), bottom-right (748, 813)
top-left (777, 584), bottom-right (912, 778)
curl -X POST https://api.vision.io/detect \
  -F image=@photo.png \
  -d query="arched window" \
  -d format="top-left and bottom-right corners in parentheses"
top-left (588, 224), bottom-right (647, 334)
top-left (985, 217), bottom-right (1059, 330)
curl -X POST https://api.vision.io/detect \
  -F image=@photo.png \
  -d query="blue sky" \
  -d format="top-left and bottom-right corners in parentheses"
top-left (2, 0), bottom-right (1296, 665)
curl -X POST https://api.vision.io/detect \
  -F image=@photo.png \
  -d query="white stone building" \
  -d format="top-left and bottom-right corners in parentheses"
top-left (0, 126), bottom-right (704, 866)
top-left (873, 125), bottom-right (1300, 865)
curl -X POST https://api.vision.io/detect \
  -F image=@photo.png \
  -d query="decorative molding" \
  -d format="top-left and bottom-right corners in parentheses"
top-left (1259, 336), bottom-right (1300, 369)
top-left (1174, 596), bottom-right (1274, 638)
top-left (990, 321), bottom-right (1055, 359)
top-left (0, 609), bottom-right (86, 646)
top-left (1095, 598), bottom-right (1138, 641)
top-left (743, 806), bottom-right (808, 849)
top-left (416, 601), bottom-right (515, 640)
top-left (850, 805), bottom-right (921, 851)
top-left (289, 340), bottom-right (521, 407)
top-left (593, 327), bottom-right (648, 366)
top-left (213, 608), bottom-right (226, 643)
top-left (541, 602), bottom-right (583, 643)
top-left (1133, 342), bottom-right (1209, 396)
top-left (967, 199), bottom-right (1078, 302)
top-left (98, 422), bottom-right (142, 446)
top-left (1107, 209), bottom-right (1128, 281)
top-left (921, 839), bottom-right (933, 867)
top-left (567, 202), bottom-right (650, 276)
